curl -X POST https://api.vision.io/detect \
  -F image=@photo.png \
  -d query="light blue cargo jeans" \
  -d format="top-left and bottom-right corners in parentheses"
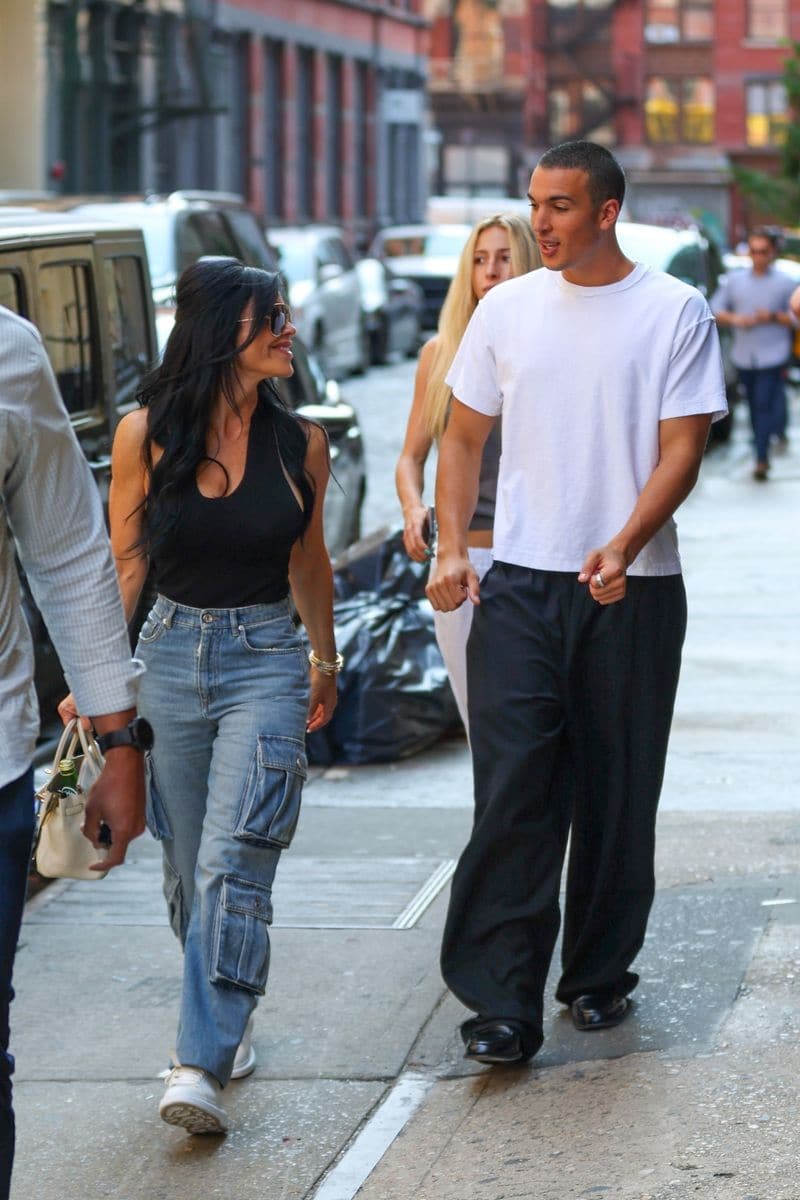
top-left (136, 595), bottom-right (308, 1087)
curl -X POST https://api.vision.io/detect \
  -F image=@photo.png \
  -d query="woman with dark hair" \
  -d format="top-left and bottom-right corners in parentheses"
top-left (62, 258), bottom-right (338, 1134)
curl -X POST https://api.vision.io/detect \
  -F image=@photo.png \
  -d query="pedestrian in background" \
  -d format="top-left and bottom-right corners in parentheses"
top-left (711, 228), bottom-right (796, 479)
top-left (395, 214), bottom-right (540, 729)
top-left (0, 307), bottom-right (145, 1199)
top-left (427, 140), bottom-right (726, 1066)
top-left (61, 259), bottom-right (339, 1135)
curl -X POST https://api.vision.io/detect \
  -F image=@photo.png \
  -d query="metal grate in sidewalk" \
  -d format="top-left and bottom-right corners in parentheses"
top-left (24, 855), bottom-right (456, 930)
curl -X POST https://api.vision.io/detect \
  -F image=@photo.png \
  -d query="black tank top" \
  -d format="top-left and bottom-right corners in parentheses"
top-left (152, 401), bottom-right (305, 607)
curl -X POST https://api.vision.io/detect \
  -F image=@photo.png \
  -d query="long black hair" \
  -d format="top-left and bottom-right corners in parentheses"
top-left (134, 257), bottom-right (316, 559)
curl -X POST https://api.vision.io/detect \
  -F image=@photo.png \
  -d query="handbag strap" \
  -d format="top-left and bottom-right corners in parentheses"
top-left (76, 723), bottom-right (105, 773)
top-left (47, 719), bottom-right (80, 775)
top-left (47, 719), bottom-right (104, 776)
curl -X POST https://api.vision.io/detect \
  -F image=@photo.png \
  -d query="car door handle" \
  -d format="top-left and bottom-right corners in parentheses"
top-left (87, 455), bottom-right (112, 472)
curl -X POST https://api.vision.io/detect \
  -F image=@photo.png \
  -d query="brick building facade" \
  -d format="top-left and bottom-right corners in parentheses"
top-left (30, 0), bottom-right (429, 243)
top-left (427, 0), bottom-right (799, 243)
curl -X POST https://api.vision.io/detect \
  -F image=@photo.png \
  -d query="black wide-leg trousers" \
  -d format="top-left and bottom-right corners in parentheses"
top-left (441, 563), bottom-right (687, 1046)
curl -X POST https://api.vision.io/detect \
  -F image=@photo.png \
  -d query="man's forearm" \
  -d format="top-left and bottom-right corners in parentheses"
top-left (608, 434), bottom-right (707, 566)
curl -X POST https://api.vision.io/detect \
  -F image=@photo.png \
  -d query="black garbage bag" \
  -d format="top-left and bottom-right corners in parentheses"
top-left (306, 530), bottom-right (460, 765)
top-left (332, 527), bottom-right (429, 603)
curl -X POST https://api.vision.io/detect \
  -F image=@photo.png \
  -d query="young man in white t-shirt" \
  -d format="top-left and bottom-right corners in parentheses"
top-left (427, 141), bottom-right (726, 1066)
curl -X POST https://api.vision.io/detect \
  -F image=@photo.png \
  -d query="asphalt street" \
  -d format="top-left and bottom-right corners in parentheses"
top-left (12, 357), bottom-right (800, 1200)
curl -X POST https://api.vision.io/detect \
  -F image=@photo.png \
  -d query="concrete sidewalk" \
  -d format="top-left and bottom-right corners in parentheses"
top-left (10, 413), bottom-right (800, 1200)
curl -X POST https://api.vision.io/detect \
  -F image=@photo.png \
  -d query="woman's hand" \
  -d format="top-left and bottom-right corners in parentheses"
top-left (403, 504), bottom-right (432, 563)
top-left (307, 669), bottom-right (337, 732)
top-left (57, 693), bottom-right (92, 729)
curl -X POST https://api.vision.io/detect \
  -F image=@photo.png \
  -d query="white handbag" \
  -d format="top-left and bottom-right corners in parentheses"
top-left (33, 718), bottom-right (109, 880)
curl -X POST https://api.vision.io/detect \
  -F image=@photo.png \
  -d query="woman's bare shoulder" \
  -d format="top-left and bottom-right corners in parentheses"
top-left (115, 406), bottom-right (149, 448)
top-left (419, 335), bottom-right (439, 365)
top-left (112, 406), bottom-right (158, 474)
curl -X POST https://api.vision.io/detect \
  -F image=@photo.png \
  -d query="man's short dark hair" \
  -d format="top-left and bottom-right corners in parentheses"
top-left (537, 140), bottom-right (626, 209)
top-left (749, 226), bottom-right (780, 251)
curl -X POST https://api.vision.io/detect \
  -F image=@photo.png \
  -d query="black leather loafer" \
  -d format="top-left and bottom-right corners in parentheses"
top-left (571, 993), bottom-right (630, 1031)
top-left (462, 1019), bottom-right (526, 1064)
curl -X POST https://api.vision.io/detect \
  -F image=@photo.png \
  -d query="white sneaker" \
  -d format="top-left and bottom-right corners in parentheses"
top-left (231, 1014), bottom-right (256, 1080)
top-left (159, 1066), bottom-right (228, 1134)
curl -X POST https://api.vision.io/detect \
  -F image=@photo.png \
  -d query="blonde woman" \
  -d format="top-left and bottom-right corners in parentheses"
top-left (395, 214), bottom-right (540, 729)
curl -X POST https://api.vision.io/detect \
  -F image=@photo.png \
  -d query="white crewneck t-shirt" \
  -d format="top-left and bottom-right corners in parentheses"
top-left (445, 262), bottom-right (727, 577)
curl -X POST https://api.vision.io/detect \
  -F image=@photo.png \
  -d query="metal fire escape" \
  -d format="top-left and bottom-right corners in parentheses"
top-left (536, 0), bottom-right (637, 143)
top-left (58, 0), bottom-right (225, 192)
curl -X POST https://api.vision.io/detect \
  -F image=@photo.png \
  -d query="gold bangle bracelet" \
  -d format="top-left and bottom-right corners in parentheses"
top-left (308, 650), bottom-right (344, 675)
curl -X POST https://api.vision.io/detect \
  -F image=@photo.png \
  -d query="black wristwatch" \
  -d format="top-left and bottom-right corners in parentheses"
top-left (96, 716), bottom-right (154, 754)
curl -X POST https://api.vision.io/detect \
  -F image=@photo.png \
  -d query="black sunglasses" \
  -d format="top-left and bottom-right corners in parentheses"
top-left (238, 301), bottom-right (292, 337)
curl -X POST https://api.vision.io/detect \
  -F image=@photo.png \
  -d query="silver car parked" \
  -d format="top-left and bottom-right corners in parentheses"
top-left (270, 225), bottom-right (368, 379)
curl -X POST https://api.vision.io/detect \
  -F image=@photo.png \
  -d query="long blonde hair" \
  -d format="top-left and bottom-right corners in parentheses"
top-left (424, 213), bottom-right (540, 442)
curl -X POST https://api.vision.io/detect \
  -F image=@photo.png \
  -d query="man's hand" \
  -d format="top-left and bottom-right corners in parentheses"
top-left (578, 545), bottom-right (628, 606)
top-left (426, 553), bottom-right (481, 612)
top-left (83, 748), bottom-right (146, 871)
top-left (57, 692), bottom-right (92, 730)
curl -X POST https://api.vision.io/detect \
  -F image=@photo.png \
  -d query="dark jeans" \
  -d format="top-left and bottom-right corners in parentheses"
top-left (738, 366), bottom-right (786, 464)
top-left (441, 565), bottom-right (686, 1048)
top-left (0, 768), bottom-right (34, 1200)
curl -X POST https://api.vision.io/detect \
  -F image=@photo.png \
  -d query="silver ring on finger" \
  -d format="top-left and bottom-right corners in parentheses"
top-left (595, 571), bottom-right (606, 588)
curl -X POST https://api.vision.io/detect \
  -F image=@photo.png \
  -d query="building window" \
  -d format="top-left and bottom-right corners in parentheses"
top-left (547, 0), bottom-right (614, 42)
top-left (645, 0), bottom-right (713, 43)
top-left (547, 0), bottom-right (615, 10)
top-left (645, 77), bottom-right (714, 143)
top-left (748, 0), bottom-right (787, 40)
top-left (326, 56), bottom-right (343, 219)
top-left (264, 39), bottom-right (284, 219)
top-left (353, 62), bottom-right (368, 219)
top-left (296, 48), bottom-right (314, 220)
top-left (746, 80), bottom-right (789, 146)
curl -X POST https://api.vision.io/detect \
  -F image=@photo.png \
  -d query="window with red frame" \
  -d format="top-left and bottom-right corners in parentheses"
top-left (645, 0), bottom-right (713, 43)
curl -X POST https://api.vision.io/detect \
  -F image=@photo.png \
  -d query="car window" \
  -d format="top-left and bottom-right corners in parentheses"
top-left (423, 230), bottom-right (469, 257)
top-left (329, 238), bottom-right (354, 271)
top-left (378, 230), bottom-right (467, 257)
top-left (0, 269), bottom-right (24, 315)
top-left (68, 204), bottom-right (175, 290)
top-left (133, 211), bottom-right (175, 289)
top-left (177, 212), bottom-right (241, 274)
top-left (36, 261), bottom-right (99, 415)
top-left (668, 245), bottom-right (709, 293)
top-left (317, 239), bottom-right (339, 270)
top-left (272, 234), bottom-right (314, 285)
top-left (103, 255), bottom-right (152, 408)
top-left (223, 209), bottom-right (279, 271)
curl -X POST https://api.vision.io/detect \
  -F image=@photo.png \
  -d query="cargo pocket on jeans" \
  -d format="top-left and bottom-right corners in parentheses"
top-left (145, 758), bottom-right (173, 842)
top-left (163, 858), bottom-right (186, 943)
top-left (211, 874), bottom-right (273, 994)
top-left (234, 735), bottom-right (307, 849)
